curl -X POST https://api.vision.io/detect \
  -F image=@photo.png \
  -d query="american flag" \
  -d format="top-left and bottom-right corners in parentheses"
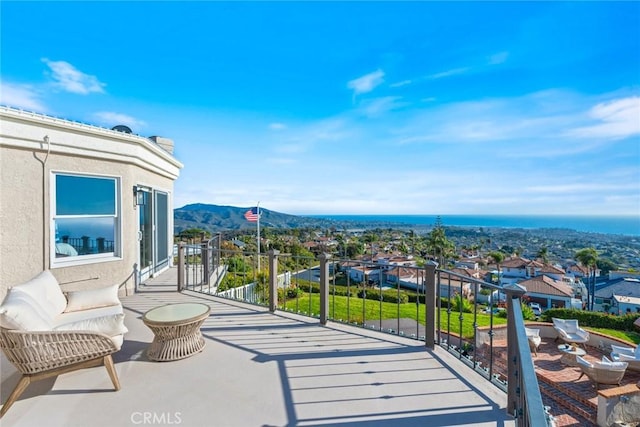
top-left (244, 207), bottom-right (260, 222)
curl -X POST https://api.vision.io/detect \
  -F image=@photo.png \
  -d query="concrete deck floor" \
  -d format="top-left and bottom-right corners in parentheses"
top-left (1, 270), bottom-right (515, 427)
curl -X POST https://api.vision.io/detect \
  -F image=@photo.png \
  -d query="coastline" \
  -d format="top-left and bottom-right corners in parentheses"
top-left (307, 214), bottom-right (640, 236)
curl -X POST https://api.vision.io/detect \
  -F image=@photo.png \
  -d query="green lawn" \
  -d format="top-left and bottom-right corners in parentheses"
top-left (587, 327), bottom-right (640, 345)
top-left (280, 293), bottom-right (640, 344)
top-left (280, 293), bottom-right (507, 339)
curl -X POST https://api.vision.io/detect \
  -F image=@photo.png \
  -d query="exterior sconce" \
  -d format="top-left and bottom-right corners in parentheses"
top-left (134, 186), bottom-right (146, 207)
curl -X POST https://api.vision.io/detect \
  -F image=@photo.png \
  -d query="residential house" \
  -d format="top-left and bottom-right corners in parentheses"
top-left (594, 276), bottom-right (640, 314)
top-left (0, 106), bottom-right (182, 297)
top-left (455, 258), bottom-right (480, 271)
top-left (518, 276), bottom-right (578, 309)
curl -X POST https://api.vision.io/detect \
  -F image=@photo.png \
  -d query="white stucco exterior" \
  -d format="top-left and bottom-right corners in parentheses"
top-left (0, 107), bottom-right (183, 297)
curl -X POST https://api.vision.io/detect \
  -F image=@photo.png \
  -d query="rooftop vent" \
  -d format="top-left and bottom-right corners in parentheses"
top-left (112, 125), bottom-right (132, 134)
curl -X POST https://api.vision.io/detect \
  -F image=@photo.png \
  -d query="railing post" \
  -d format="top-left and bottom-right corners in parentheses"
top-left (504, 283), bottom-right (527, 418)
top-left (178, 242), bottom-right (185, 292)
top-left (319, 253), bottom-right (331, 325)
top-left (202, 241), bottom-right (210, 285)
top-left (268, 249), bottom-right (279, 312)
top-left (216, 233), bottom-right (222, 271)
top-left (425, 261), bottom-right (438, 349)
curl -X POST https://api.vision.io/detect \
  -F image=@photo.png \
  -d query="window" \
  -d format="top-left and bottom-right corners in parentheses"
top-left (52, 173), bottom-right (120, 264)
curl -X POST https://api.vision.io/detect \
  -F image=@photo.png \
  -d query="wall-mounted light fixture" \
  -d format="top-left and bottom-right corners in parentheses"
top-left (133, 185), bottom-right (147, 207)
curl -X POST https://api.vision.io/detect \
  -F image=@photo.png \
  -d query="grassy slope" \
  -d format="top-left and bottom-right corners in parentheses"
top-left (281, 294), bottom-right (507, 338)
top-left (281, 294), bottom-right (640, 344)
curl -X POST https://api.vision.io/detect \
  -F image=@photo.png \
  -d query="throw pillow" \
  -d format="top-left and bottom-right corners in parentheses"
top-left (65, 284), bottom-right (120, 312)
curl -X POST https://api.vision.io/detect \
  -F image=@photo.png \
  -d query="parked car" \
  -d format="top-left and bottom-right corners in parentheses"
top-left (529, 302), bottom-right (542, 317)
top-left (483, 306), bottom-right (506, 315)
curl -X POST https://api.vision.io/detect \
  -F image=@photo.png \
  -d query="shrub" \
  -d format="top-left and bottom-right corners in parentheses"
top-left (521, 303), bottom-right (535, 321)
top-left (450, 294), bottom-right (473, 313)
top-left (541, 308), bottom-right (640, 331)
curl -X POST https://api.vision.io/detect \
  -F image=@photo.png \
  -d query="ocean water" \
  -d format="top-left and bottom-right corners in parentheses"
top-left (309, 215), bottom-right (640, 236)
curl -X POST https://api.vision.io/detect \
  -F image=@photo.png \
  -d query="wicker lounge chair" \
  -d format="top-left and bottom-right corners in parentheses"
top-left (576, 355), bottom-right (628, 390)
top-left (552, 317), bottom-right (589, 348)
top-left (0, 328), bottom-right (121, 417)
top-left (525, 327), bottom-right (541, 356)
top-left (610, 344), bottom-right (640, 372)
top-left (0, 271), bottom-right (127, 417)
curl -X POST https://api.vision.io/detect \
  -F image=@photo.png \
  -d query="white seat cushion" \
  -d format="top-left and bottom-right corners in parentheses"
top-left (597, 355), bottom-right (627, 369)
top-left (53, 313), bottom-right (128, 337)
top-left (53, 304), bottom-right (123, 327)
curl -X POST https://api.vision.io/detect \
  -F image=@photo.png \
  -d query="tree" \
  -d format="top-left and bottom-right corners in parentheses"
top-left (575, 247), bottom-right (598, 311)
top-left (426, 217), bottom-right (455, 266)
top-left (363, 232), bottom-right (379, 259)
top-left (597, 258), bottom-right (617, 276)
top-left (488, 251), bottom-right (505, 285)
top-left (537, 246), bottom-right (549, 264)
top-left (177, 228), bottom-right (210, 241)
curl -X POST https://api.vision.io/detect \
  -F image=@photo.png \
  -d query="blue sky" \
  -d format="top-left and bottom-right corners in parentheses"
top-left (2, 1), bottom-right (639, 216)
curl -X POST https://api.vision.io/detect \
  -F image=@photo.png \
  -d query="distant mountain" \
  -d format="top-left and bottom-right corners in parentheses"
top-left (174, 203), bottom-right (335, 233)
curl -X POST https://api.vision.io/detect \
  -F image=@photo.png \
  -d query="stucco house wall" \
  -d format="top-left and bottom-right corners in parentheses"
top-left (0, 107), bottom-right (182, 298)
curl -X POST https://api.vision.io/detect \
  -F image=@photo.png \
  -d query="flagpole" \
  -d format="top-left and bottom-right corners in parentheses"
top-left (257, 201), bottom-right (261, 272)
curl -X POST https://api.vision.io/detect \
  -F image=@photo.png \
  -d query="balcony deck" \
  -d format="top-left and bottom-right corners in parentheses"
top-left (0, 269), bottom-right (514, 427)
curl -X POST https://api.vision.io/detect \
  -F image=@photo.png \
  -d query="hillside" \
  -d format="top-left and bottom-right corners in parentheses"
top-left (174, 203), bottom-right (334, 233)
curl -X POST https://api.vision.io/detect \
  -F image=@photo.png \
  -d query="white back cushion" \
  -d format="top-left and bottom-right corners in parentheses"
top-left (0, 290), bottom-right (52, 330)
top-left (564, 319), bottom-right (579, 334)
top-left (525, 327), bottom-right (540, 337)
top-left (12, 271), bottom-right (67, 318)
top-left (576, 355), bottom-right (592, 369)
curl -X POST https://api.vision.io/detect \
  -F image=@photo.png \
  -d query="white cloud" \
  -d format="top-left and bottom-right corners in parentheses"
top-left (566, 96), bottom-right (640, 140)
top-left (390, 79), bottom-right (412, 88)
top-left (92, 111), bottom-right (146, 130)
top-left (488, 51), bottom-right (509, 65)
top-left (172, 87), bottom-right (640, 215)
top-left (347, 69), bottom-right (384, 96)
top-left (0, 82), bottom-right (47, 112)
top-left (42, 58), bottom-right (106, 94)
top-left (268, 122), bottom-right (287, 130)
top-left (357, 96), bottom-right (406, 118)
top-left (427, 67), bottom-right (470, 80)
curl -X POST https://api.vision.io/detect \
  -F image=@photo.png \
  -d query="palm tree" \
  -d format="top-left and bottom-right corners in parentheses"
top-left (488, 251), bottom-right (505, 285)
top-left (575, 247), bottom-right (598, 311)
top-left (426, 217), bottom-right (455, 266)
top-left (537, 246), bottom-right (549, 264)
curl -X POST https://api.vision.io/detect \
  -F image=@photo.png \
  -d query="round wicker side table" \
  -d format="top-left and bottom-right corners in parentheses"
top-left (143, 303), bottom-right (211, 362)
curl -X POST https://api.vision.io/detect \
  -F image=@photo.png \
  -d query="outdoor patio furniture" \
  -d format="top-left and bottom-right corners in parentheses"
top-left (558, 343), bottom-right (586, 367)
top-left (525, 327), bottom-right (541, 356)
top-left (0, 271), bottom-right (128, 417)
top-left (576, 355), bottom-right (628, 390)
top-left (0, 329), bottom-right (121, 417)
top-left (552, 317), bottom-right (590, 347)
top-left (142, 303), bottom-right (211, 361)
top-left (610, 344), bottom-right (640, 372)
